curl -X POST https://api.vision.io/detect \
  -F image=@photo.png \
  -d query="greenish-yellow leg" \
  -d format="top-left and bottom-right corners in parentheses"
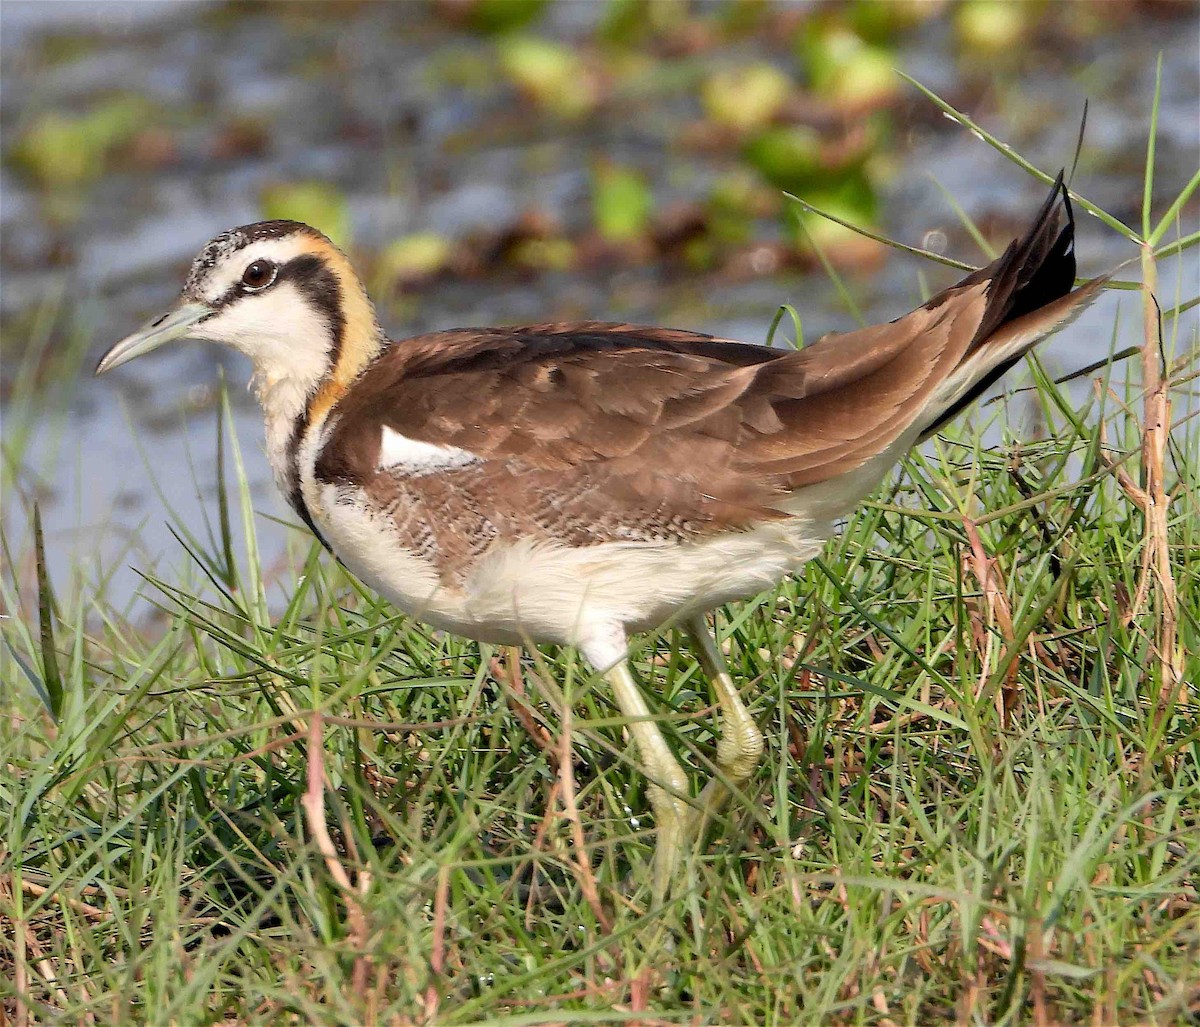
top-left (597, 619), bottom-right (762, 899)
top-left (603, 660), bottom-right (692, 901)
top-left (684, 615), bottom-right (764, 830)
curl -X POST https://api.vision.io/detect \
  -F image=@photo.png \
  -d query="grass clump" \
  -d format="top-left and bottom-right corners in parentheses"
top-left (2, 91), bottom-right (1197, 1024)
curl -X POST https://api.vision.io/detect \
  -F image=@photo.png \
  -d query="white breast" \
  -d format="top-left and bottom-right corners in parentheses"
top-left (306, 475), bottom-right (829, 651)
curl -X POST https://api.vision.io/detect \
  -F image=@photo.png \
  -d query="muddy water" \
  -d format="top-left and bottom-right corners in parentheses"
top-left (2, 2), bottom-right (1196, 608)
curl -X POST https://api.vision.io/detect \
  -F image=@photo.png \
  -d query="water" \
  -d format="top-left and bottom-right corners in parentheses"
top-left (2, 1), bottom-right (1196, 609)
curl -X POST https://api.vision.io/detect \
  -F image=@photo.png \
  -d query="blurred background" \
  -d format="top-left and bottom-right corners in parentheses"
top-left (2, 0), bottom-right (1197, 609)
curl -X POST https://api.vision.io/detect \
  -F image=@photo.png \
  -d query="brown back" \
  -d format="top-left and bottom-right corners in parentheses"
top-left (314, 176), bottom-right (1089, 547)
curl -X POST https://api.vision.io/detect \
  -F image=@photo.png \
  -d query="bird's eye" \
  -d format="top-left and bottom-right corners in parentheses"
top-left (241, 259), bottom-right (276, 291)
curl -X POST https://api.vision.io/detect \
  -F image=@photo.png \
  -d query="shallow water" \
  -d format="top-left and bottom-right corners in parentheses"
top-left (2, 1), bottom-right (1196, 609)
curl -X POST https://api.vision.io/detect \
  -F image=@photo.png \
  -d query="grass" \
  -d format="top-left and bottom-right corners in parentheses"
top-left (2, 97), bottom-right (1199, 1024)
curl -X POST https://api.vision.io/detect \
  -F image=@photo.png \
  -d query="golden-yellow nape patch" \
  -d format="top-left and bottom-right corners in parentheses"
top-left (299, 235), bottom-right (384, 425)
top-left (304, 236), bottom-right (381, 381)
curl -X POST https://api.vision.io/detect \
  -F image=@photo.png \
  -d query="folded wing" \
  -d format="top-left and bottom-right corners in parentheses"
top-left (316, 175), bottom-right (1097, 548)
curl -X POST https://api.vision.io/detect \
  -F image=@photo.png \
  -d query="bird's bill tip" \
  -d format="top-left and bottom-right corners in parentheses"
top-left (95, 301), bottom-right (213, 375)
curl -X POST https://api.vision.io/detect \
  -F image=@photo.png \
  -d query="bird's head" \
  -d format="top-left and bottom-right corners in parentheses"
top-left (97, 221), bottom-right (382, 405)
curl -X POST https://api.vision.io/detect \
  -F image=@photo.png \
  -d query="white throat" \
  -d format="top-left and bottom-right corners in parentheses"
top-left (253, 368), bottom-right (316, 495)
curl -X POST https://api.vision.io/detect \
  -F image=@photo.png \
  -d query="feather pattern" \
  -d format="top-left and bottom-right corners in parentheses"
top-left (310, 176), bottom-right (1097, 571)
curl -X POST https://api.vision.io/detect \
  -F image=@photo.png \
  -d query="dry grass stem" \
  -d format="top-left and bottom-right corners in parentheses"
top-left (556, 692), bottom-right (611, 931)
top-left (1138, 244), bottom-right (1184, 712)
top-left (302, 711), bottom-right (373, 1001)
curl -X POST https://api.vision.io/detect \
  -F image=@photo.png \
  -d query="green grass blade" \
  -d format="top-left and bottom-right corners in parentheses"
top-left (785, 192), bottom-right (977, 273)
top-left (32, 504), bottom-right (63, 720)
top-left (899, 72), bottom-right (1141, 242)
top-left (1142, 53), bottom-right (1162, 242)
top-left (1150, 176), bottom-right (1200, 248)
top-left (927, 174), bottom-right (997, 259)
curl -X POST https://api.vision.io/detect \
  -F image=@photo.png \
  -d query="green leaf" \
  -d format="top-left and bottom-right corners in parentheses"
top-left (261, 181), bottom-right (351, 248)
top-left (457, 0), bottom-right (547, 34)
top-left (378, 234), bottom-right (453, 284)
top-left (1150, 167), bottom-right (1200, 248)
top-left (498, 35), bottom-right (596, 119)
top-left (591, 162), bottom-right (652, 244)
top-left (745, 125), bottom-right (868, 192)
top-left (702, 63), bottom-right (791, 133)
top-left (1142, 53), bottom-right (1162, 242)
top-left (32, 504), bottom-right (63, 720)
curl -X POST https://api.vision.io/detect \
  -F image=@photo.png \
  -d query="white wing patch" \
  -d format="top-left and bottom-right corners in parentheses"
top-left (378, 426), bottom-right (481, 476)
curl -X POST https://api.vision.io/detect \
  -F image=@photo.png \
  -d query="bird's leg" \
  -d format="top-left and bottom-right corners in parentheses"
top-left (602, 659), bottom-right (692, 901)
top-left (684, 615), bottom-right (764, 830)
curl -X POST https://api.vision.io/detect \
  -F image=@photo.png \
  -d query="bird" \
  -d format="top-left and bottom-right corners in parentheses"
top-left (97, 173), bottom-right (1103, 899)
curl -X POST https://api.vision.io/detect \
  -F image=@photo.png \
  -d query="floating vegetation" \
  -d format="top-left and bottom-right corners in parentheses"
top-left (434, 0), bottom-right (549, 35)
top-left (701, 62), bottom-right (793, 135)
top-left (590, 161), bottom-right (653, 246)
top-left (794, 13), bottom-right (901, 112)
top-left (260, 182), bottom-right (351, 248)
top-left (954, 0), bottom-right (1033, 60)
top-left (509, 235), bottom-right (576, 272)
top-left (497, 35), bottom-right (601, 119)
top-left (375, 233), bottom-right (454, 290)
top-left (10, 96), bottom-right (155, 188)
top-left (787, 170), bottom-right (885, 268)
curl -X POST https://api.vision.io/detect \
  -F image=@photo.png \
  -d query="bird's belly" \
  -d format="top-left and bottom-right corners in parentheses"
top-left (310, 485), bottom-right (828, 648)
top-left (460, 523), bottom-right (828, 641)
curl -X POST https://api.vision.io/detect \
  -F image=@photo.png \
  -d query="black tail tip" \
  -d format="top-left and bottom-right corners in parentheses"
top-left (1047, 169), bottom-right (1073, 227)
top-left (1052, 169), bottom-right (1075, 258)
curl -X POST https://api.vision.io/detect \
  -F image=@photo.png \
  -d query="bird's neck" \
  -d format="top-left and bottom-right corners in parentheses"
top-left (255, 368), bottom-right (320, 500)
top-left (256, 289), bottom-right (386, 503)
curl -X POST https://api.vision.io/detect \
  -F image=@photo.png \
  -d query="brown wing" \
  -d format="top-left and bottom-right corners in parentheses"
top-left (315, 176), bottom-right (1088, 553)
top-left (313, 311), bottom-right (975, 550)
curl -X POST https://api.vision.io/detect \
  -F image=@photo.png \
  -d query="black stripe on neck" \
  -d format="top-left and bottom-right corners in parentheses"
top-left (284, 414), bottom-right (332, 553)
top-left (275, 254), bottom-right (346, 553)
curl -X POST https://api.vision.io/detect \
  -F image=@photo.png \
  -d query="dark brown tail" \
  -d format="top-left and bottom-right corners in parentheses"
top-left (721, 173), bottom-right (1101, 494)
top-left (920, 172), bottom-right (1080, 437)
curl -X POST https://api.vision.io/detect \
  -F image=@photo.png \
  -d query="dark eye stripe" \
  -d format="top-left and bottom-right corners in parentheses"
top-left (211, 255), bottom-right (345, 356)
